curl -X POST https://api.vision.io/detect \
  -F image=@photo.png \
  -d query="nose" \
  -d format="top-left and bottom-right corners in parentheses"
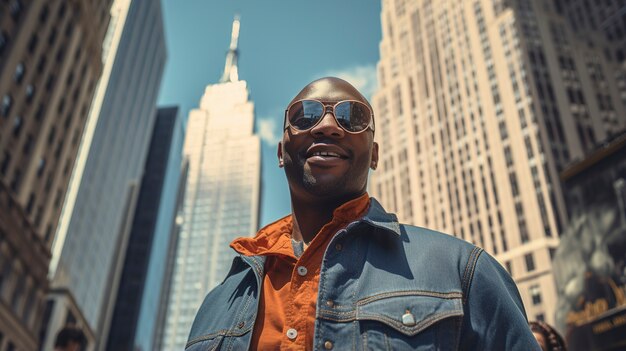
top-left (310, 112), bottom-right (345, 138)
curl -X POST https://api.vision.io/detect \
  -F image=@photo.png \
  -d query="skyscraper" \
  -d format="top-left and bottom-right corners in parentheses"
top-left (160, 17), bottom-right (261, 351)
top-left (105, 106), bottom-right (185, 351)
top-left (0, 1), bottom-right (112, 349)
top-left (370, 0), bottom-right (626, 325)
top-left (41, 0), bottom-right (166, 348)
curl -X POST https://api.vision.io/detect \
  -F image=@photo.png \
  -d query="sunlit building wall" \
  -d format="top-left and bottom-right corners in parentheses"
top-left (370, 0), bottom-right (626, 326)
top-left (41, 0), bottom-right (166, 348)
top-left (0, 1), bottom-right (112, 349)
top-left (160, 18), bottom-right (261, 351)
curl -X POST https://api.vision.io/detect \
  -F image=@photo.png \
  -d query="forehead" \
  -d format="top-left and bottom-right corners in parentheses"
top-left (292, 79), bottom-right (369, 105)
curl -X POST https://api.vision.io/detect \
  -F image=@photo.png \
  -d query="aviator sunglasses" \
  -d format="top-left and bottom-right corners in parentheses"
top-left (284, 99), bottom-right (375, 134)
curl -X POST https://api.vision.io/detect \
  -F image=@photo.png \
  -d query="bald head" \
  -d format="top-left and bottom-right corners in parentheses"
top-left (289, 77), bottom-right (372, 109)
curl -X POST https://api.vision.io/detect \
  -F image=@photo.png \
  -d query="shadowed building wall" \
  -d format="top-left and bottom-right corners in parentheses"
top-left (41, 0), bottom-right (166, 349)
top-left (0, 1), bottom-right (112, 349)
top-left (105, 106), bottom-right (184, 351)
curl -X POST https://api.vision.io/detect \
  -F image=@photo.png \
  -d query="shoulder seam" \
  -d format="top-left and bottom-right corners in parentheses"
top-left (461, 246), bottom-right (484, 305)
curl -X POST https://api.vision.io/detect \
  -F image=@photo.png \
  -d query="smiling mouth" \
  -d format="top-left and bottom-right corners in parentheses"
top-left (309, 151), bottom-right (346, 159)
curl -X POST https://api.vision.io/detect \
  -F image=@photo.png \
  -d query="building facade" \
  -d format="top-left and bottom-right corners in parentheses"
top-left (370, 0), bottom-right (626, 325)
top-left (0, 1), bottom-right (112, 350)
top-left (160, 18), bottom-right (261, 351)
top-left (41, 0), bottom-right (166, 349)
top-left (105, 106), bottom-right (185, 351)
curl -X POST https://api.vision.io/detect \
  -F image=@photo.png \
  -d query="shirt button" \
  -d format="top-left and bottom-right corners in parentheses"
top-left (324, 340), bottom-right (334, 349)
top-left (297, 266), bottom-right (308, 276)
top-left (286, 328), bottom-right (298, 340)
top-left (335, 243), bottom-right (343, 251)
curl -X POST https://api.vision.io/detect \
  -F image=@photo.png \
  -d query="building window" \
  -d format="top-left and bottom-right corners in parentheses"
top-left (36, 158), bottom-right (46, 177)
top-left (14, 62), bottom-right (25, 83)
top-left (504, 146), bottom-right (513, 166)
top-left (47, 28), bottom-right (58, 45)
top-left (509, 172), bottom-right (520, 196)
top-left (26, 193), bottom-right (35, 214)
top-left (0, 255), bottom-right (11, 291)
top-left (22, 134), bottom-right (33, 154)
top-left (45, 74), bottom-right (56, 92)
top-left (1, 94), bottom-right (12, 117)
top-left (525, 253), bottom-right (536, 272)
top-left (58, 3), bottom-right (67, 18)
top-left (39, 4), bottom-right (50, 23)
top-left (12, 116), bottom-right (23, 136)
top-left (36, 56), bottom-right (47, 74)
top-left (10, 0), bottom-right (24, 20)
top-left (0, 31), bottom-right (8, 54)
top-left (530, 284), bottom-right (542, 305)
top-left (10, 168), bottom-right (22, 191)
top-left (35, 103), bottom-right (45, 121)
top-left (22, 286), bottom-right (36, 323)
top-left (25, 84), bottom-right (35, 103)
top-left (535, 313), bottom-right (545, 321)
top-left (11, 272), bottom-right (25, 310)
top-left (1, 152), bottom-right (11, 176)
top-left (27, 34), bottom-right (38, 54)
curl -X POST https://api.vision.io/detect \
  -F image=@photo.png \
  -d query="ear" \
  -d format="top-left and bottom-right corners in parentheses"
top-left (277, 141), bottom-right (284, 168)
top-left (370, 142), bottom-right (379, 170)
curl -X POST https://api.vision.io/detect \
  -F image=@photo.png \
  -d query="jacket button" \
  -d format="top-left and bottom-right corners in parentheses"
top-left (237, 321), bottom-right (245, 328)
top-left (324, 341), bottom-right (333, 349)
top-left (402, 310), bottom-right (416, 326)
top-left (297, 266), bottom-right (308, 276)
top-left (325, 300), bottom-right (334, 308)
top-left (335, 243), bottom-right (343, 251)
top-left (286, 328), bottom-right (298, 340)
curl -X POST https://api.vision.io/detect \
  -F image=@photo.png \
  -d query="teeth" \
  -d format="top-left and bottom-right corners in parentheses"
top-left (312, 151), bottom-right (341, 157)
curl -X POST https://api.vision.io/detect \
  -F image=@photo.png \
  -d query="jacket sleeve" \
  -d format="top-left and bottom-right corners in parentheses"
top-left (459, 250), bottom-right (542, 350)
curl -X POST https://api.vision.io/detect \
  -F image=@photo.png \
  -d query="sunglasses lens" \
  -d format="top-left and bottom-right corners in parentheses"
top-left (334, 101), bottom-right (371, 132)
top-left (287, 100), bottom-right (324, 130)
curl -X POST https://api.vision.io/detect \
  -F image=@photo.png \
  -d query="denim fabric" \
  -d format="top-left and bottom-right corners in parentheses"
top-left (186, 199), bottom-right (540, 350)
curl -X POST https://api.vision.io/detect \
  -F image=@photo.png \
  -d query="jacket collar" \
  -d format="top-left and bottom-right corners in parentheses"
top-left (360, 198), bottom-right (401, 236)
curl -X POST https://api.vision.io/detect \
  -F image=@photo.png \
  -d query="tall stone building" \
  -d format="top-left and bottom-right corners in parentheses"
top-left (160, 17), bottom-right (261, 351)
top-left (40, 0), bottom-right (166, 349)
top-left (0, 1), bottom-right (112, 350)
top-left (370, 0), bottom-right (626, 325)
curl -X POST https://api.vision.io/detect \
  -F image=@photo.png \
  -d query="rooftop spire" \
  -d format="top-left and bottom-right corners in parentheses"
top-left (220, 15), bottom-right (240, 83)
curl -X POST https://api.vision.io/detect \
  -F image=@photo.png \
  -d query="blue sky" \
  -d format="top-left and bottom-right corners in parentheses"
top-left (157, 0), bottom-right (382, 227)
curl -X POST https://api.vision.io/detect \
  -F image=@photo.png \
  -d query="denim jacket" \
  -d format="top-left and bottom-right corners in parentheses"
top-left (186, 199), bottom-right (540, 350)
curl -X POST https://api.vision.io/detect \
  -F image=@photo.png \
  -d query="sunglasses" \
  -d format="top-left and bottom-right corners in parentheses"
top-left (284, 99), bottom-right (375, 134)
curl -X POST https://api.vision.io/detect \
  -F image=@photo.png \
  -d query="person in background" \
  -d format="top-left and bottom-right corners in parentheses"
top-left (53, 326), bottom-right (86, 351)
top-left (530, 321), bottom-right (567, 351)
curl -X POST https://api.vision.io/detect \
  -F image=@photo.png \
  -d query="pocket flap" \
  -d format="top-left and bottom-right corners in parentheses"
top-left (356, 291), bottom-right (464, 336)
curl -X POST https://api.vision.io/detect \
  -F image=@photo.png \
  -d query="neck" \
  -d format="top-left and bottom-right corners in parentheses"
top-left (289, 192), bottom-right (364, 243)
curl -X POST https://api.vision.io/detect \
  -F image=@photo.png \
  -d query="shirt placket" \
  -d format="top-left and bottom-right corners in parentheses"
top-left (282, 253), bottom-right (314, 350)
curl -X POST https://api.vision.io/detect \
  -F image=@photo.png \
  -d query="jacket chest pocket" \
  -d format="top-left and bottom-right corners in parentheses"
top-left (356, 291), bottom-right (464, 351)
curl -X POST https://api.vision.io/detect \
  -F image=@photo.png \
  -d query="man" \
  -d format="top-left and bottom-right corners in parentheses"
top-left (53, 326), bottom-right (86, 351)
top-left (186, 77), bottom-right (540, 350)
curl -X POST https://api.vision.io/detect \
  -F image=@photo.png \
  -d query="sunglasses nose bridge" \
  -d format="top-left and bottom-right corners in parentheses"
top-left (324, 104), bottom-right (335, 115)
top-left (311, 107), bottom-right (344, 135)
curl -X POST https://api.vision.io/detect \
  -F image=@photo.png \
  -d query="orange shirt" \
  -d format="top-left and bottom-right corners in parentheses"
top-left (230, 193), bottom-right (370, 350)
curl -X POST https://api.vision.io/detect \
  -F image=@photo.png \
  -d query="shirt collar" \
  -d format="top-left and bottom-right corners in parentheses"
top-left (231, 193), bottom-right (373, 257)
